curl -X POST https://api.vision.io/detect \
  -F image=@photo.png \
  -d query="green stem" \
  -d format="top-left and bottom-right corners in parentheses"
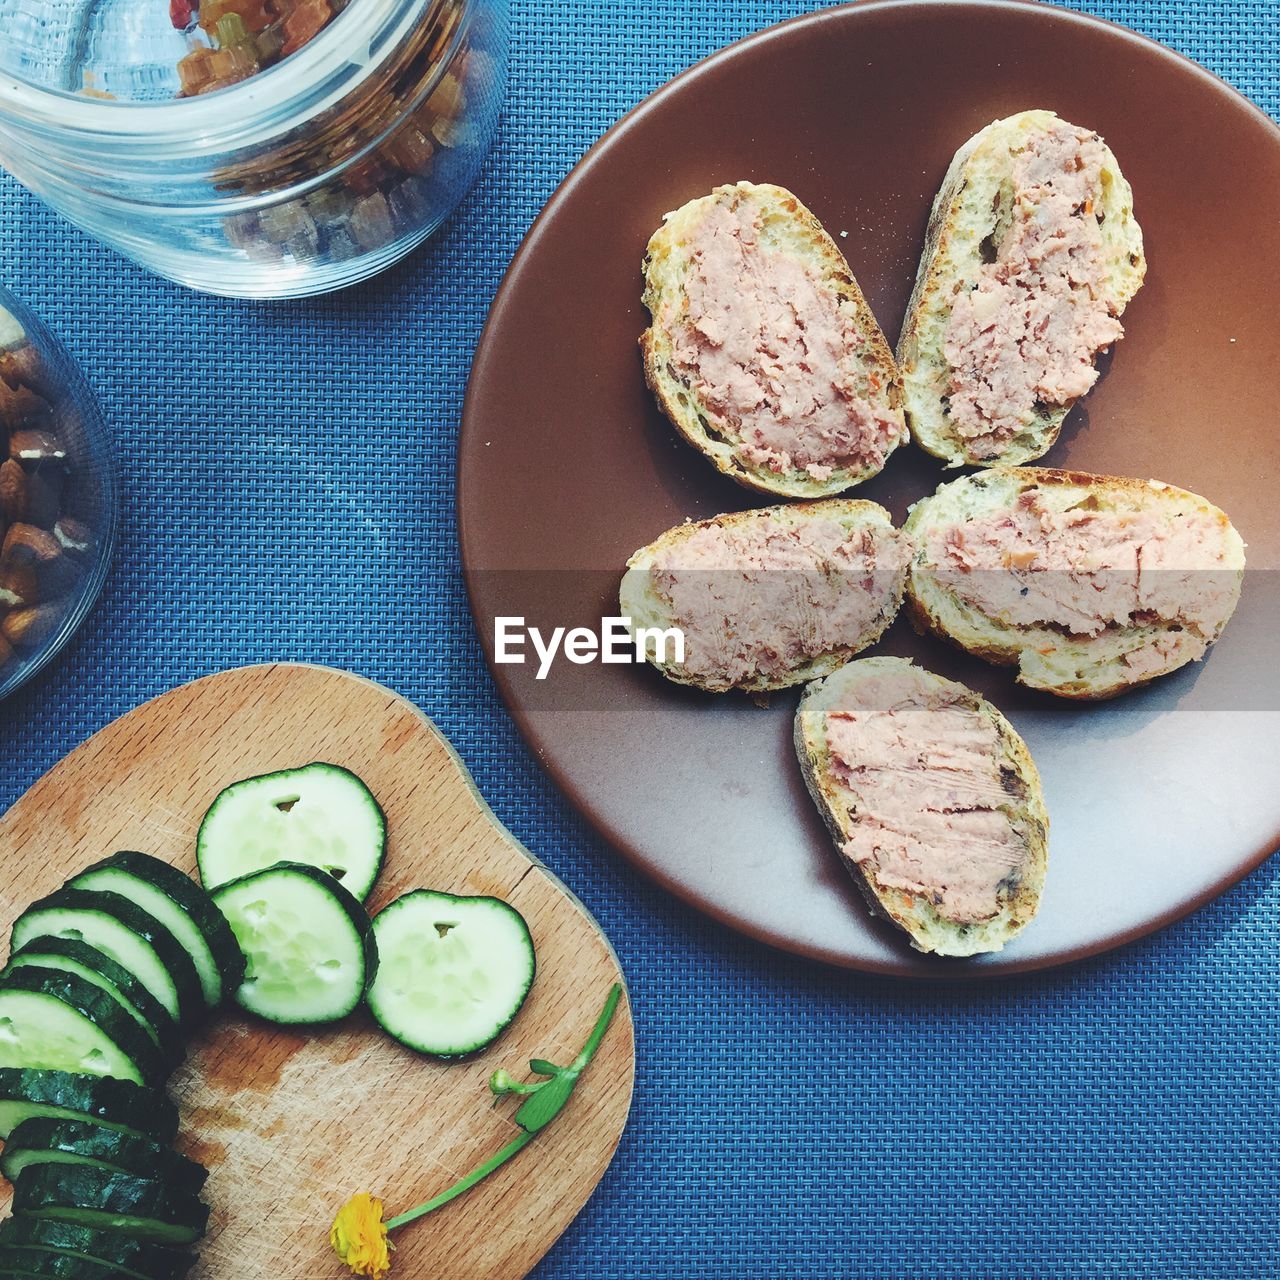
top-left (570, 983), bottom-right (622, 1072)
top-left (382, 983), bottom-right (624, 1231)
top-left (385, 1131), bottom-right (535, 1230)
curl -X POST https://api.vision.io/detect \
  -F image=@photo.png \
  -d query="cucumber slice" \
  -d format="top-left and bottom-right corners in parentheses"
top-left (11, 1166), bottom-right (209, 1246)
top-left (197, 763), bottom-right (386, 902)
top-left (11, 890), bottom-right (205, 1027)
top-left (212, 862), bottom-right (377, 1025)
top-left (366, 890), bottom-right (535, 1058)
top-left (68, 853), bottom-right (245, 1011)
top-left (0, 1220), bottom-right (195, 1280)
top-left (5, 938), bottom-right (184, 1068)
top-left (0, 1070), bottom-right (178, 1143)
top-left (0, 970), bottom-right (166, 1086)
top-left (0, 1253), bottom-right (138, 1280)
top-left (2, 1119), bottom-right (207, 1197)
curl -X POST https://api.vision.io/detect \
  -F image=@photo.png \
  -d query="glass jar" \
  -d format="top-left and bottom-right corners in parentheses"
top-left (0, 0), bottom-right (508, 298)
top-left (0, 289), bottom-right (117, 701)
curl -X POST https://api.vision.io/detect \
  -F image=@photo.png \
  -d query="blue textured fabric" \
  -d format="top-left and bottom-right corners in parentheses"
top-left (2, 3), bottom-right (1278, 1277)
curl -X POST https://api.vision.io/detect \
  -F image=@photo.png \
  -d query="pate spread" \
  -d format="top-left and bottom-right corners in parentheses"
top-left (669, 197), bottom-right (904, 481)
top-left (650, 514), bottom-right (911, 688)
top-left (824, 664), bottom-right (1030, 925)
top-left (928, 489), bottom-right (1239, 663)
top-left (943, 121), bottom-right (1124, 455)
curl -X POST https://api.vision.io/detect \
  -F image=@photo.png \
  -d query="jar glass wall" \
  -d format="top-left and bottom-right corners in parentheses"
top-left (0, 0), bottom-right (508, 298)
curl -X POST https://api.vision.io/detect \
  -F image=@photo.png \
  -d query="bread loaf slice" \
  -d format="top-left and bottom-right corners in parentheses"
top-left (620, 499), bottom-right (912, 694)
top-left (795, 657), bottom-right (1048, 957)
top-left (641, 182), bottom-right (906, 498)
top-left (898, 110), bottom-right (1145, 466)
top-left (903, 467), bottom-right (1245, 698)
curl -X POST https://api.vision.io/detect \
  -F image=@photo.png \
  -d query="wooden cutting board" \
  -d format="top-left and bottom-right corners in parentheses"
top-left (0, 664), bottom-right (634, 1280)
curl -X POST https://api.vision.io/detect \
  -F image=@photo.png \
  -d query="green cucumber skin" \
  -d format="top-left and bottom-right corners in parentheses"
top-left (0, 969), bottom-right (167, 1087)
top-left (5, 939), bottom-right (185, 1068)
top-left (12, 1166), bottom-right (209, 1246)
top-left (2, 1118), bottom-right (208, 1197)
top-left (197, 763), bottom-right (387, 902)
top-left (0, 1219), bottom-right (195, 1280)
top-left (11, 890), bottom-right (206, 1029)
top-left (213, 860), bottom-right (379, 1025)
top-left (70, 853), bottom-right (246, 1006)
top-left (0, 1260), bottom-right (135, 1280)
top-left (0, 1249), bottom-right (141, 1280)
top-left (0, 1070), bottom-right (179, 1144)
top-left (367, 890), bottom-right (536, 1060)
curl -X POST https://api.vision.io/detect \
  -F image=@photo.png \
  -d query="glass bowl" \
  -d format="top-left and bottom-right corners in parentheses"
top-left (0, 288), bottom-right (117, 700)
top-left (0, 0), bottom-right (509, 298)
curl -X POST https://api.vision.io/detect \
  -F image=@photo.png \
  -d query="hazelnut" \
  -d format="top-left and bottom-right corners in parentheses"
top-left (2, 522), bottom-right (62, 568)
top-left (0, 459), bottom-right (26, 524)
top-left (53, 517), bottom-right (92, 555)
top-left (0, 383), bottom-right (53, 431)
top-left (2, 603), bottom-right (60, 649)
top-left (9, 429), bottom-right (67, 465)
top-left (0, 562), bottom-right (38, 607)
top-left (0, 344), bottom-right (53, 399)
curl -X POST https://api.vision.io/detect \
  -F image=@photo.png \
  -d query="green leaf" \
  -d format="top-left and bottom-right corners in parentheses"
top-left (515, 984), bottom-right (624, 1134)
top-left (515, 1072), bottom-right (578, 1134)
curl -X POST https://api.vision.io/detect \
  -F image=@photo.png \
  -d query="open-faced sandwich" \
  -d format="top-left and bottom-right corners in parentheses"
top-left (621, 500), bottom-right (912, 694)
top-left (796, 657), bottom-right (1048, 957)
top-left (641, 181), bottom-right (906, 497)
top-left (898, 110), bottom-right (1146, 466)
top-left (904, 468), bottom-right (1246, 698)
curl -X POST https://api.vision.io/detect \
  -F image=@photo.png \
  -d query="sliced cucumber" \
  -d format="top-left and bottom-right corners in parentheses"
top-left (11, 1166), bottom-right (209, 1246)
top-left (5, 937), bottom-right (184, 1068)
top-left (366, 890), bottom-right (535, 1058)
top-left (0, 969), bottom-right (166, 1086)
top-left (68, 852), bottom-right (245, 1011)
top-left (0, 1220), bottom-right (195, 1280)
top-left (11, 890), bottom-right (205, 1027)
top-left (0, 1069), bottom-right (178, 1143)
top-left (212, 862), bottom-right (377, 1025)
top-left (197, 763), bottom-right (386, 901)
top-left (0, 1252), bottom-right (139, 1280)
top-left (2, 1118), bottom-right (208, 1196)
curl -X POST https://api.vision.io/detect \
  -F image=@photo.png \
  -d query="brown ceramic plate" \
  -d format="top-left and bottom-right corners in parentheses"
top-left (458, 0), bottom-right (1280, 976)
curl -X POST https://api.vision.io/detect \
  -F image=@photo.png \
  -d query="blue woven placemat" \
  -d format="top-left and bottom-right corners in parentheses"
top-left (1, 2), bottom-right (1277, 1276)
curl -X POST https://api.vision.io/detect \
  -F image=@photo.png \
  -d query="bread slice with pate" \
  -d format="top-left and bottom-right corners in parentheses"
top-left (640, 182), bottom-right (906, 498)
top-left (795, 656), bottom-right (1048, 957)
top-left (620, 500), bottom-right (913, 694)
top-left (903, 468), bottom-right (1246, 699)
top-left (897, 110), bottom-right (1146, 467)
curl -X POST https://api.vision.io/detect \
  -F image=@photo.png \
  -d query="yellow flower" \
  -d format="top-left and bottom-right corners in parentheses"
top-left (330, 1193), bottom-right (393, 1279)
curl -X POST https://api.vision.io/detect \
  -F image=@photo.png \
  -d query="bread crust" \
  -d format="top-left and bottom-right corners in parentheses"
top-left (620, 499), bottom-right (909, 694)
top-left (897, 110), bottom-right (1147, 467)
top-left (640, 182), bottom-right (905, 498)
top-left (903, 467), bottom-right (1246, 699)
top-left (795, 657), bottom-right (1049, 957)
